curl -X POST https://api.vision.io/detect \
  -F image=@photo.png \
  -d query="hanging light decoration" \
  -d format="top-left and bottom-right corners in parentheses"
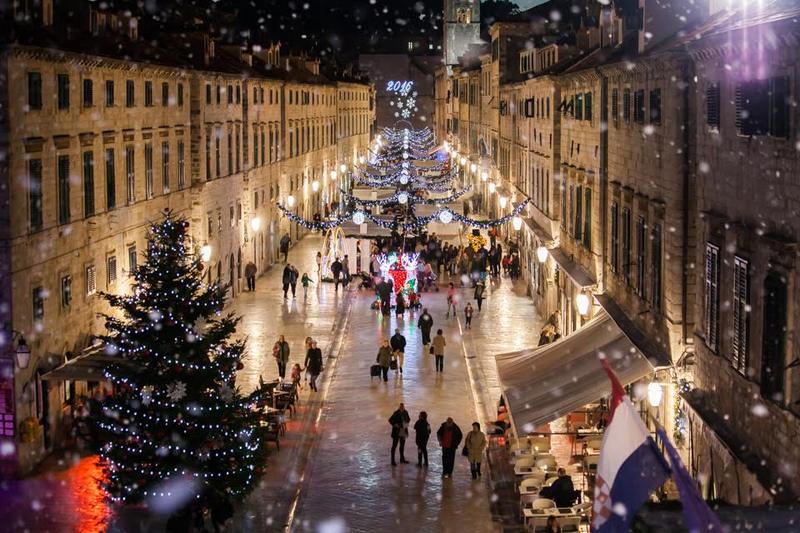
top-left (311, 180), bottom-right (320, 192)
top-left (398, 192), bottom-right (409, 204)
top-left (481, 171), bottom-right (488, 182)
top-left (512, 216), bottom-right (522, 231)
top-left (400, 175), bottom-right (409, 185)
top-left (287, 195), bottom-right (296, 207)
top-left (439, 209), bottom-right (454, 224)
top-left (499, 196), bottom-right (508, 209)
top-left (536, 246), bottom-right (549, 263)
top-left (330, 170), bottom-right (337, 180)
top-left (488, 182), bottom-right (497, 194)
top-left (339, 163), bottom-right (347, 173)
top-left (470, 163), bottom-right (477, 173)
top-left (460, 156), bottom-right (467, 166)
top-left (352, 211), bottom-right (366, 225)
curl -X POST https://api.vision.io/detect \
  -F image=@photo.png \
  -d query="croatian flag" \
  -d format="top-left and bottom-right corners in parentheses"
top-left (591, 360), bottom-right (670, 532)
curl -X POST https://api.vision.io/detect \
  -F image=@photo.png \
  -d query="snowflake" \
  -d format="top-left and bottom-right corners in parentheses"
top-left (218, 384), bottom-right (234, 404)
top-left (141, 385), bottom-right (154, 406)
top-left (167, 381), bottom-right (187, 402)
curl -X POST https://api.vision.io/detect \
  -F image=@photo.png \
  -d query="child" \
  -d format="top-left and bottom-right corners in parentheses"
top-left (301, 272), bottom-right (313, 297)
top-left (290, 363), bottom-right (303, 390)
top-left (446, 282), bottom-right (457, 317)
top-left (464, 302), bottom-right (474, 329)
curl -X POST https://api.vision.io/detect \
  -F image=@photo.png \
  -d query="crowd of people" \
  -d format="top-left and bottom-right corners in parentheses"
top-left (272, 335), bottom-right (324, 392)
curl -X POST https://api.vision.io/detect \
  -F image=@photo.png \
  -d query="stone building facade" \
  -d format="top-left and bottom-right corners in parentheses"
top-left (435, 0), bottom-right (800, 505)
top-left (0, 12), bottom-right (374, 474)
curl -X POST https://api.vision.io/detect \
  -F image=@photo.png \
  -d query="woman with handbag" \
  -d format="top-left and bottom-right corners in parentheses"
top-left (464, 422), bottom-right (487, 480)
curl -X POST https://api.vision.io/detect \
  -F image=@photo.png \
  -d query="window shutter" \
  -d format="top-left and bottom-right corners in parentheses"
top-left (732, 256), bottom-right (749, 373)
top-left (704, 244), bottom-right (720, 352)
top-left (706, 83), bottom-right (720, 129)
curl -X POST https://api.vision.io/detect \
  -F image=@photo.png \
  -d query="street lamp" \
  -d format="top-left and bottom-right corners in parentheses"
top-left (15, 336), bottom-right (31, 369)
top-left (201, 243), bottom-right (212, 262)
top-left (536, 246), bottom-right (549, 263)
top-left (250, 217), bottom-right (262, 233)
top-left (512, 216), bottom-right (523, 231)
top-left (647, 383), bottom-right (663, 407)
top-left (576, 292), bottom-right (591, 316)
top-left (287, 194), bottom-right (296, 208)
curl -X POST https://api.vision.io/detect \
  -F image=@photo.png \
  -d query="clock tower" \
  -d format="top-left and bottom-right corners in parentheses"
top-left (443, 0), bottom-right (480, 66)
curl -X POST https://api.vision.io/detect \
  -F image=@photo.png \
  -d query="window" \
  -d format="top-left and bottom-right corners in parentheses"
top-left (706, 83), bottom-right (720, 130)
top-left (177, 83), bottom-right (184, 107)
top-left (105, 80), bottom-right (114, 107)
top-left (29, 159), bottom-right (43, 231)
top-left (651, 223), bottom-right (662, 311)
top-left (568, 185), bottom-right (574, 235)
top-left (144, 81), bottom-right (153, 106)
top-left (235, 126), bottom-right (240, 172)
top-left (107, 255), bottom-right (117, 286)
top-left (583, 188), bottom-right (592, 249)
top-left (32, 287), bottom-right (45, 322)
top-left (623, 88), bottom-right (631, 123)
top-left (142, 143), bottom-right (153, 199)
top-left (253, 129), bottom-right (259, 166)
top-left (207, 213), bottom-right (213, 237)
top-left (649, 89), bottom-right (661, 125)
top-left (636, 216), bottom-right (646, 298)
top-left (735, 77), bottom-right (789, 138)
top-left (60, 275), bottom-right (72, 308)
top-left (27, 72), bottom-right (42, 110)
top-left (230, 206), bottom-right (235, 227)
top-left (584, 92), bottom-right (592, 121)
top-left (160, 82), bottom-right (168, 106)
top-left (575, 94), bottom-right (583, 120)
top-left (703, 243), bottom-right (720, 352)
top-left (105, 148), bottom-right (116, 209)
top-left (574, 185), bottom-right (582, 240)
top-left (126, 146), bottom-right (136, 203)
top-left (610, 202), bottom-right (619, 272)
top-left (622, 208), bottom-right (632, 285)
top-left (178, 141), bottom-right (185, 189)
top-left (227, 85), bottom-right (233, 104)
top-left (128, 245), bottom-right (137, 275)
top-left (236, 85), bottom-right (241, 104)
top-left (57, 74), bottom-right (70, 110)
top-left (633, 89), bottom-right (645, 124)
top-left (206, 83), bottom-right (212, 104)
top-left (126, 79), bottom-right (135, 107)
top-left (161, 141), bottom-right (170, 193)
top-left (611, 89), bottom-right (619, 126)
top-left (82, 78), bottom-right (93, 107)
top-left (761, 273), bottom-right (787, 401)
top-left (215, 134), bottom-right (221, 177)
top-left (57, 155), bottom-right (70, 224)
top-left (253, 86), bottom-right (258, 104)
top-left (83, 151), bottom-right (95, 217)
top-left (227, 130), bottom-right (233, 174)
top-left (85, 265), bottom-right (97, 296)
top-left (732, 256), bottom-right (750, 374)
top-left (216, 85), bottom-right (221, 105)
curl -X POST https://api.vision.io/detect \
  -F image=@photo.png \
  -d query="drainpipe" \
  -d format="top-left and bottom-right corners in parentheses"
top-left (680, 59), bottom-right (692, 346)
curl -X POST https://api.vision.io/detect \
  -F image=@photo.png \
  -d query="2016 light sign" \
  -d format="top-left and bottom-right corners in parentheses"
top-left (387, 80), bottom-right (418, 120)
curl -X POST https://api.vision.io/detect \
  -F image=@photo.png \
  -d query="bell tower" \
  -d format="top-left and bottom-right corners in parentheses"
top-left (443, 0), bottom-right (480, 67)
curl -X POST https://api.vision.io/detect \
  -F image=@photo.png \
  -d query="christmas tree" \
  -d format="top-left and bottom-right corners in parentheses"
top-left (95, 211), bottom-right (268, 505)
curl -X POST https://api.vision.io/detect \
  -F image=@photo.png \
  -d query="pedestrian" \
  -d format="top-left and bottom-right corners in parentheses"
top-left (417, 308), bottom-right (433, 346)
top-left (474, 280), bottom-right (485, 311)
top-left (316, 251), bottom-right (322, 275)
top-left (331, 257), bottom-right (343, 291)
top-left (464, 422), bottom-right (487, 480)
top-left (304, 340), bottom-right (323, 392)
top-left (432, 329), bottom-right (446, 372)
top-left (290, 363), bottom-right (303, 390)
top-left (414, 411), bottom-right (431, 467)
top-left (282, 264), bottom-right (293, 299)
top-left (376, 338), bottom-right (392, 382)
top-left (389, 403), bottom-right (411, 466)
top-left (273, 335), bottom-right (290, 379)
top-left (547, 309), bottom-right (561, 336)
top-left (446, 282), bottom-right (457, 317)
top-left (289, 264), bottom-right (299, 297)
top-left (436, 417), bottom-right (463, 479)
top-left (464, 302), bottom-right (474, 329)
top-left (244, 261), bottom-right (257, 291)
top-left (280, 233), bottom-right (291, 263)
top-left (342, 255), bottom-right (351, 288)
top-left (395, 292), bottom-right (405, 318)
top-left (390, 328), bottom-right (406, 374)
top-left (301, 272), bottom-right (313, 297)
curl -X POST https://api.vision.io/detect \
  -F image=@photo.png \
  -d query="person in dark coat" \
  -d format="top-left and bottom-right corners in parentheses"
top-left (540, 468), bottom-right (577, 507)
top-left (414, 411), bottom-right (431, 467)
top-left (289, 264), bottom-right (299, 297)
top-left (436, 417), bottom-right (463, 479)
top-left (244, 261), bottom-right (257, 291)
top-left (376, 338), bottom-right (393, 382)
top-left (282, 264), bottom-right (293, 299)
top-left (331, 257), bottom-right (343, 290)
top-left (304, 340), bottom-right (323, 392)
top-left (388, 403), bottom-right (411, 466)
top-left (280, 233), bottom-right (291, 263)
top-left (395, 292), bottom-right (406, 317)
top-left (390, 329), bottom-right (406, 374)
top-left (273, 335), bottom-right (290, 379)
top-left (474, 281), bottom-right (485, 311)
top-left (417, 308), bottom-right (434, 345)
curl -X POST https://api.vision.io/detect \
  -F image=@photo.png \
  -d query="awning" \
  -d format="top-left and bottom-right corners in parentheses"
top-left (40, 345), bottom-right (130, 382)
top-left (496, 310), bottom-right (656, 434)
top-left (548, 247), bottom-right (595, 288)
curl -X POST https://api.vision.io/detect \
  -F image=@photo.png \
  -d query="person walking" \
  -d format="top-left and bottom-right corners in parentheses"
top-left (388, 403), bottom-right (411, 466)
top-left (390, 328), bottom-right (406, 374)
top-left (315, 251), bottom-right (322, 275)
top-left (289, 264), bottom-right (299, 297)
top-left (304, 340), bottom-right (323, 392)
top-left (417, 308), bottom-right (434, 346)
top-left (437, 417), bottom-right (463, 479)
top-left (445, 282), bottom-right (457, 317)
top-left (273, 335), bottom-right (290, 379)
top-left (464, 302), bottom-right (474, 329)
top-left (395, 292), bottom-right (406, 318)
top-left (282, 264), bottom-right (293, 299)
top-left (280, 233), bottom-right (291, 263)
top-left (464, 422), bottom-right (488, 480)
top-left (474, 280), bottom-right (485, 312)
top-left (331, 257), bottom-right (343, 291)
top-left (376, 338), bottom-right (393, 382)
top-left (342, 255), bottom-right (351, 288)
top-left (414, 411), bottom-right (431, 467)
top-left (301, 272), bottom-right (313, 298)
top-left (432, 329), bottom-right (446, 372)
top-left (244, 261), bottom-right (257, 291)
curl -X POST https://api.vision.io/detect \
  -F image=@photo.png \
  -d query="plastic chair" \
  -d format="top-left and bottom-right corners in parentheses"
top-left (531, 498), bottom-right (556, 510)
top-left (514, 455), bottom-right (537, 475)
top-left (535, 456), bottom-right (557, 471)
top-left (519, 476), bottom-right (543, 494)
top-left (522, 469), bottom-right (546, 486)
